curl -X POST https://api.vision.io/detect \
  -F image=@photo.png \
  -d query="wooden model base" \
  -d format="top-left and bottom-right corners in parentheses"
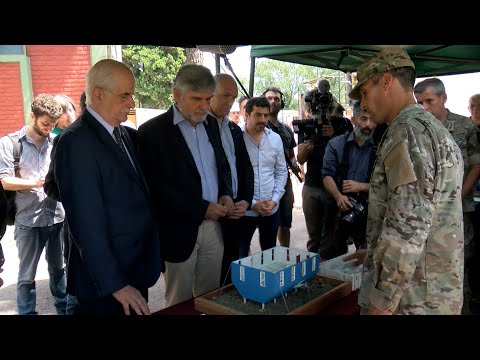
top-left (194, 275), bottom-right (351, 315)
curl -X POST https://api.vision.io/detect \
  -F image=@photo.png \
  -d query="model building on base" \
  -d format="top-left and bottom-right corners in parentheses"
top-left (230, 246), bottom-right (320, 306)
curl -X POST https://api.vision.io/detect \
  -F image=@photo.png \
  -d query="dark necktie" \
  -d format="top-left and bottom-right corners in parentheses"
top-left (113, 127), bottom-right (128, 158)
top-left (113, 127), bottom-right (139, 175)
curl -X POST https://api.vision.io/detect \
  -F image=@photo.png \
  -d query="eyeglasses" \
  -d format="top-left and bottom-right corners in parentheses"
top-left (101, 87), bottom-right (136, 102)
top-left (119, 93), bottom-right (136, 102)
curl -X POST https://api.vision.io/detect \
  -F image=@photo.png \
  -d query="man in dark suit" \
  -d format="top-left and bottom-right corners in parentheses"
top-left (54, 59), bottom-right (162, 315)
top-left (208, 73), bottom-right (253, 286)
top-left (43, 94), bottom-right (80, 315)
top-left (137, 64), bottom-right (234, 307)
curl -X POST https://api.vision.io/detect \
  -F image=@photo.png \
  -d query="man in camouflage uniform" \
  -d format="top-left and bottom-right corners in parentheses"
top-left (414, 78), bottom-right (480, 314)
top-left (468, 94), bottom-right (480, 129)
top-left (468, 93), bottom-right (480, 312)
top-left (346, 46), bottom-right (464, 315)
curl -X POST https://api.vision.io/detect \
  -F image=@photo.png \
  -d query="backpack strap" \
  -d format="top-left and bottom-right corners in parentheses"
top-left (6, 134), bottom-right (22, 178)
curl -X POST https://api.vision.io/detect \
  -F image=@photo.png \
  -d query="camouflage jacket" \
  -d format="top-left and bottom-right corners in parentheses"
top-left (359, 104), bottom-right (464, 315)
top-left (443, 110), bottom-right (480, 212)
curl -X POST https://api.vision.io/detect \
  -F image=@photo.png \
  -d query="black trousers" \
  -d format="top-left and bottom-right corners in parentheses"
top-left (220, 218), bottom-right (245, 286)
top-left (238, 212), bottom-right (280, 259)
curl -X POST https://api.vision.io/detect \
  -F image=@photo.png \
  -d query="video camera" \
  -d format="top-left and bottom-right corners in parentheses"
top-left (304, 79), bottom-right (333, 125)
top-left (291, 119), bottom-right (317, 141)
top-left (304, 91), bottom-right (332, 123)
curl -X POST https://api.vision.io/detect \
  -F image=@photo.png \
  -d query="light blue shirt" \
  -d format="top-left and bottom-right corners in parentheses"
top-left (0, 126), bottom-right (64, 227)
top-left (174, 106), bottom-right (219, 203)
top-left (243, 127), bottom-right (287, 217)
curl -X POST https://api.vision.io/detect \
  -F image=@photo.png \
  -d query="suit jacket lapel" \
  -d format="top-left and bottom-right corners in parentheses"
top-left (120, 126), bottom-right (150, 194)
top-left (83, 113), bottom-right (144, 188)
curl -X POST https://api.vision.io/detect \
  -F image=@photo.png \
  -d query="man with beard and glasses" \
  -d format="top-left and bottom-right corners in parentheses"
top-left (0, 93), bottom-right (67, 315)
top-left (322, 101), bottom-right (377, 255)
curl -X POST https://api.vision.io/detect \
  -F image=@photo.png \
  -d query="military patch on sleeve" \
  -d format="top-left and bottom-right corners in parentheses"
top-left (384, 139), bottom-right (417, 191)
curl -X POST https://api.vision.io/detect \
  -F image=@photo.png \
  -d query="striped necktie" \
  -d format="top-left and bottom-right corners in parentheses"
top-left (113, 127), bottom-right (128, 158)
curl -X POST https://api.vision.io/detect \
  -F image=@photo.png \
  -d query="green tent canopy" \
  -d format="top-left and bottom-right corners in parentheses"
top-left (250, 45), bottom-right (480, 77)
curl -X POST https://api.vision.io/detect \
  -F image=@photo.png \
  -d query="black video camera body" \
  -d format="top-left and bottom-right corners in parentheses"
top-left (292, 119), bottom-right (318, 141)
top-left (304, 88), bottom-right (333, 126)
top-left (341, 196), bottom-right (367, 225)
top-left (305, 91), bottom-right (332, 117)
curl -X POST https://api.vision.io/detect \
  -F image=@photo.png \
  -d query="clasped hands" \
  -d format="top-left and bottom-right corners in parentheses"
top-left (252, 199), bottom-right (276, 217)
top-left (205, 196), bottom-right (249, 220)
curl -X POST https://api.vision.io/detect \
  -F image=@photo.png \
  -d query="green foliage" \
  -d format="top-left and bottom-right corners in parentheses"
top-left (238, 59), bottom-right (346, 110)
top-left (122, 46), bottom-right (185, 109)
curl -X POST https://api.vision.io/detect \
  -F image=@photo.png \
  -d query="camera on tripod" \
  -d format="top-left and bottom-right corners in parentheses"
top-left (341, 196), bottom-right (366, 225)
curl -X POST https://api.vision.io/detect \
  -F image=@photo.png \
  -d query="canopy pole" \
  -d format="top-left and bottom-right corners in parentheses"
top-left (222, 55), bottom-right (249, 99)
top-left (215, 54), bottom-right (221, 74)
top-left (249, 57), bottom-right (256, 97)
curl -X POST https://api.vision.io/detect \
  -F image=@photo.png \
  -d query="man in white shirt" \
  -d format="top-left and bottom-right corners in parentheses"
top-left (239, 97), bottom-right (288, 257)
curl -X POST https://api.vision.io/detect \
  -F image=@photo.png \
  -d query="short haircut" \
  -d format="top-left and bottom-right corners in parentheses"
top-left (86, 59), bottom-right (133, 107)
top-left (245, 96), bottom-right (270, 115)
top-left (173, 64), bottom-right (215, 95)
top-left (413, 77), bottom-right (445, 96)
top-left (371, 67), bottom-right (416, 93)
top-left (262, 86), bottom-right (283, 98)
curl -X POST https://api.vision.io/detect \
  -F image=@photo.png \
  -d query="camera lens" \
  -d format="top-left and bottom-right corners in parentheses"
top-left (341, 197), bottom-right (366, 225)
top-left (342, 211), bottom-right (356, 224)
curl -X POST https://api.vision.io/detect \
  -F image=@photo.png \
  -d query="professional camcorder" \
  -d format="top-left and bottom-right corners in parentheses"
top-left (291, 119), bottom-right (317, 141)
top-left (341, 196), bottom-right (366, 225)
top-left (304, 79), bottom-right (334, 125)
top-left (304, 90), bottom-right (332, 122)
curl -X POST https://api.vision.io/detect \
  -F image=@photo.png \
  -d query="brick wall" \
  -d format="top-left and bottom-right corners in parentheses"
top-left (0, 62), bottom-right (24, 136)
top-left (28, 45), bottom-right (91, 116)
